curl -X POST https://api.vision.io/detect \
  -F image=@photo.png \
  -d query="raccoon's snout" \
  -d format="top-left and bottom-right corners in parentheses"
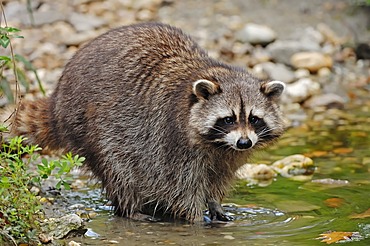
top-left (236, 138), bottom-right (253, 150)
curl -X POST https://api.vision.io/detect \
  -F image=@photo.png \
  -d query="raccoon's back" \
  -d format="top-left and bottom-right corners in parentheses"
top-left (49, 23), bottom-right (208, 158)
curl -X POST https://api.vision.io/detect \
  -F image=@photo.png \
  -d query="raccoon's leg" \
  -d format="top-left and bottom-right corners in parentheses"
top-left (207, 200), bottom-right (234, 221)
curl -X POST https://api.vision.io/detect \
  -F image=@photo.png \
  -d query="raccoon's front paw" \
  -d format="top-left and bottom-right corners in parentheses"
top-left (208, 201), bottom-right (234, 222)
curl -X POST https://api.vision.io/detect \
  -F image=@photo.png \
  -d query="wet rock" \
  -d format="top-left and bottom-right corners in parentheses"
top-left (40, 214), bottom-right (85, 239)
top-left (266, 40), bottom-right (321, 65)
top-left (272, 154), bottom-right (315, 181)
top-left (236, 163), bottom-right (276, 187)
top-left (224, 235), bottom-right (235, 240)
top-left (311, 178), bottom-right (349, 186)
top-left (68, 203), bottom-right (85, 210)
top-left (303, 93), bottom-right (345, 109)
top-left (291, 52), bottom-right (333, 73)
top-left (236, 23), bottom-right (277, 45)
top-left (282, 78), bottom-right (321, 103)
top-left (68, 241), bottom-right (82, 246)
top-left (253, 62), bottom-right (295, 83)
top-left (68, 13), bottom-right (107, 32)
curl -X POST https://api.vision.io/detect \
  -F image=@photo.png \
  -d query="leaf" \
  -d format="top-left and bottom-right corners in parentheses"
top-left (332, 147), bottom-right (353, 154)
top-left (3, 27), bottom-right (21, 33)
top-left (0, 55), bottom-right (11, 62)
top-left (324, 198), bottom-right (345, 208)
top-left (350, 208), bottom-right (370, 219)
top-left (0, 77), bottom-right (15, 103)
top-left (307, 151), bottom-right (328, 158)
top-left (0, 35), bottom-right (10, 48)
top-left (317, 231), bottom-right (354, 244)
top-left (16, 67), bottom-right (30, 92)
top-left (14, 54), bottom-right (45, 95)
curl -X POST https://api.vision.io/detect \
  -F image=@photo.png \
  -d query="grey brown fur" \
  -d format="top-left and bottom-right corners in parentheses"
top-left (13, 23), bottom-right (285, 222)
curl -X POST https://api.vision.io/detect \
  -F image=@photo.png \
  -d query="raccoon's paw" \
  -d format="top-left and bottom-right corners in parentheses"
top-left (207, 201), bottom-right (234, 222)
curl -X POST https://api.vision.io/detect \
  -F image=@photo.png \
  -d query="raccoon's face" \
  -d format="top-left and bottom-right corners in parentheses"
top-left (189, 78), bottom-right (285, 151)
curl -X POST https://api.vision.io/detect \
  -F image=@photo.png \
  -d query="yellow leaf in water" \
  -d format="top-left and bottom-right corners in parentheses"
top-left (306, 151), bottom-right (328, 157)
top-left (318, 231), bottom-right (353, 244)
top-left (332, 148), bottom-right (353, 154)
top-left (350, 208), bottom-right (370, 219)
top-left (324, 198), bottom-right (345, 208)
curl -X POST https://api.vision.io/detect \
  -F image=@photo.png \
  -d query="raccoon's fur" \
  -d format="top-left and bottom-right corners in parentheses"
top-left (12, 23), bottom-right (286, 222)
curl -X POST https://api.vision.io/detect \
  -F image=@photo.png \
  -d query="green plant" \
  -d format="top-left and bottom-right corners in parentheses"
top-left (34, 152), bottom-right (85, 190)
top-left (0, 135), bottom-right (43, 244)
top-left (0, 135), bottom-right (85, 244)
top-left (0, 3), bottom-right (45, 104)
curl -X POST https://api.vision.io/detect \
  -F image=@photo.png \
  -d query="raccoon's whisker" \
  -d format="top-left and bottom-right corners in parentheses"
top-left (206, 125), bottom-right (227, 135)
top-left (258, 126), bottom-right (278, 137)
top-left (215, 142), bottom-right (230, 151)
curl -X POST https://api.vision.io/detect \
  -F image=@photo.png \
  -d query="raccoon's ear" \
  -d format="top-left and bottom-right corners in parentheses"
top-left (261, 80), bottom-right (285, 100)
top-left (192, 79), bottom-right (221, 100)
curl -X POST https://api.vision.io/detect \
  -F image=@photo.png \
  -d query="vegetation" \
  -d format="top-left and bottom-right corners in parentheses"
top-left (0, 4), bottom-right (44, 104)
top-left (0, 134), bottom-right (85, 245)
top-left (0, 4), bottom-right (85, 245)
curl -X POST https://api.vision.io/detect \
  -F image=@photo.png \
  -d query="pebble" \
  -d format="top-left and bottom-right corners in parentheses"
top-left (317, 23), bottom-right (343, 45)
top-left (68, 241), bottom-right (81, 246)
top-left (317, 67), bottom-right (332, 77)
top-left (253, 62), bottom-right (295, 83)
top-left (68, 13), bottom-right (107, 32)
top-left (302, 93), bottom-right (345, 109)
top-left (224, 235), bottom-right (235, 240)
top-left (291, 52), bottom-right (333, 73)
top-left (236, 23), bottom-right (276, 45)
top-left (266, 40), bottom-right (321, 65)
top-left (282, 78), bottom-right (321, 103)
top-left (29, 10), bottom-right (67, 26)
top-left (294, 68), bottom-right (311, 79)
top-left (69, 203), bottom-right (86, 210)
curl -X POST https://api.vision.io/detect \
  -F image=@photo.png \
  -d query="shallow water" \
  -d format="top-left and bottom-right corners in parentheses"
top-left (64, 99), bottom-right (370, 245)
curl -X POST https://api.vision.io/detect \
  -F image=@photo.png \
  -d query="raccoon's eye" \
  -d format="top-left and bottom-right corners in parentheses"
top-left (223, 117), bottom-right (235, 125)
top-left (249, 116), bottom-right (261, 125)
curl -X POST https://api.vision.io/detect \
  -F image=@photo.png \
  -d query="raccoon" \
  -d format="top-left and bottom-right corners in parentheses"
top-left (12, 22), bottom-right (286, 222)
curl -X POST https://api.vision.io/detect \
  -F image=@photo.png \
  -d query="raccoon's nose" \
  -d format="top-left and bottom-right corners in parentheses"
top-left (236, 138), bottom-right (253, 149)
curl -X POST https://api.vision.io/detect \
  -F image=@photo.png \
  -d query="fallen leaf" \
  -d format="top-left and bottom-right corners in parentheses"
top-left (307, 151), bottom-right (328, 157)
top-left (317, 231), bottom-right (354, 244)
top-left (350, 208), bottom-right (370, 219)
top-left (332, 147), bottom-right (353, 154)
top-left (324, 198), bottom-right (345, 208)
